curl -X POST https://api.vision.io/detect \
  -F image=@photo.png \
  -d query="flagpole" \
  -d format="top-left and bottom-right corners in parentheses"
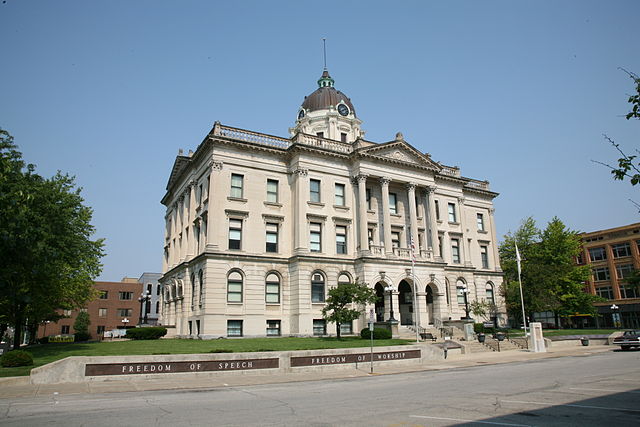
top-left (515, 244), bottom-right (528, 337)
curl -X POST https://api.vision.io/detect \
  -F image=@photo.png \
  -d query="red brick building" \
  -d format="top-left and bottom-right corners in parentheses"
top-left (38, 278), bottom-right (144, 340)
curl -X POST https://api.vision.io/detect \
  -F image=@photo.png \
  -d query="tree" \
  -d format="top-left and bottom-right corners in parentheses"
top-left (321, 279), bottom-right (378, 338)
top-left (594, 69), bottom-right (640, 185)
top-left (73, 311), bottom-right (91, 341)
top-left (0, 128), bottom-right (104, 349)
top-left (499, 217), bottom-right (599, 327)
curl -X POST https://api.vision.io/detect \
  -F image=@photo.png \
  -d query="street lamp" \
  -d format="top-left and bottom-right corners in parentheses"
top-left (461, 284), bottom-right (471, 320)
top-left (385, 284), bottom-right (397, 322)
top-left (138, 291), bottom-right (151, 325)
top-left (611, 304), bottom-right (621, 329)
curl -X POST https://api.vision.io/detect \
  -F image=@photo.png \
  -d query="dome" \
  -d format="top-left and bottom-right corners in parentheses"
top-left (300, 70), bottom-right (356, 116)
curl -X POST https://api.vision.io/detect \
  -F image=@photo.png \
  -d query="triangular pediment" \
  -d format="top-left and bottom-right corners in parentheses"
top-left (357, 140), bottom-right (441, 171)
top-left (165, 155), bottom-right (191, 191)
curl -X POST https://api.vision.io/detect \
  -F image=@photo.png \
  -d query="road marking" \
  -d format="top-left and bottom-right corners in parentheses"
top-left (502, 399), bottom-right (640, 413)
top-left (409, 415), bottom-right (531, 426)
top-left (568, 387), bottom-right (640, 394)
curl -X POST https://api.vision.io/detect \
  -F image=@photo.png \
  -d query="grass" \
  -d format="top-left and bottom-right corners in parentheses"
top-left (0, 336), bottom-right (411, 378)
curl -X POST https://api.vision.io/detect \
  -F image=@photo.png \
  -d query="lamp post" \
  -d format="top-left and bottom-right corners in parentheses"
top-left (138, 291), bottom-right (151, 325)
top-left (461, 284), bottom-right (471, 320)
top-left (385, 284), bottom-right (397, 322)
top-left (611, 304), bottom-right (620, 329)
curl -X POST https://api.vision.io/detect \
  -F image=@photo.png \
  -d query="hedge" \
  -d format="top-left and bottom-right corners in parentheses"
top-left (360, 327), bottom-right (392, 340)
top-left (1, 350), bottom-right (34, 367)
top-left (125, 327), bottom-right (168, 340)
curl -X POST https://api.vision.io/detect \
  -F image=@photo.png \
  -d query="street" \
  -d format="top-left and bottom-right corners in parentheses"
top-left (1, 350), bottom-right (639, 426)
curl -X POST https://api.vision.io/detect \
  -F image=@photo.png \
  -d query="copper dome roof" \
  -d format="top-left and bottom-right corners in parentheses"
top-left (300, 70), bottom-right (356, 116)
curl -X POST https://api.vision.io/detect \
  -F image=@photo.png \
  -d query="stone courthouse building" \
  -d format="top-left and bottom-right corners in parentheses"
top-left (159, 69), bottom-right (505, 338)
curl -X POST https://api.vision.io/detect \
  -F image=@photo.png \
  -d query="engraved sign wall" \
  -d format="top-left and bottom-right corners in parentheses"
top-left (290, 349), bottom-right (420, 367)
top-left (85, 358), bottom-right (279, 376)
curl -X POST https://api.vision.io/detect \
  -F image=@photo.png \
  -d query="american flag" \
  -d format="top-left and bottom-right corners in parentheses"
top-left (410, 235), bottom-right (416, 263)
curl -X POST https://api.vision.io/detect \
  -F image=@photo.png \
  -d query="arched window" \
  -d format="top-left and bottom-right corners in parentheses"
top-left (311, 271), bottom-right (325, 303)
top-left (198, 269), bottom-right (204, 306)
top-left (456, 279), bottom-right (467, 305)
top-left (486, 282), bottom-right (495, 305)
top-left (265, 272), bottom-right (280, 303)
top-left (227, 270), bottom-right (243, 303)
top-left (338, 273), bottom-right (351, 286)
top-left (190, 273), bottom-right (196, 308)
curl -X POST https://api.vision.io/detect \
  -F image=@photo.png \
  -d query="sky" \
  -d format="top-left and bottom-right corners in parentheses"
top-left (1, 1), bottom-right (639, 281)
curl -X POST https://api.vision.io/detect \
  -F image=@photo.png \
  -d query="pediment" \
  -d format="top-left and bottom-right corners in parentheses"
top-left (165, 156), bottom-right (191, 191)
top-left (357, 141), bottom-right (440, 171)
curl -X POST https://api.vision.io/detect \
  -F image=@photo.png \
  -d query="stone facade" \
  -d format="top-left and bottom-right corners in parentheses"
top-left (159, 69), bottom-right (505, 338)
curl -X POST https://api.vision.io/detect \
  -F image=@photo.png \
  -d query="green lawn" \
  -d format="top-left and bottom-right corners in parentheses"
top-left (0, 337), bottom-right (411, 377)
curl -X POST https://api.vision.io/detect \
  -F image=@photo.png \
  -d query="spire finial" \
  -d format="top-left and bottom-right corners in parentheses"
top-left (322, 38), bottom-right (327, 70)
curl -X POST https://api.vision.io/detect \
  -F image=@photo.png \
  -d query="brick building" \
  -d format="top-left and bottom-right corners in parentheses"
top-left (578, 222), bottom-right (640, 329)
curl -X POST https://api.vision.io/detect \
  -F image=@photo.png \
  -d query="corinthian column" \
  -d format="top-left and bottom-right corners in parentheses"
top-left (406, 183), bottom-right (419, 254)
top-left (488, 208), bottom-right (502, 272)
top-left (355, 174), bottom-right (369, 254)
top-left (380, 177), bottom-right (393, 255)
top-left (425, 186), bottom-right (441, 259)
top-left (293, 167), bottom-right (309, 254)
top-left (458, 196), bottom-right (472, 267)
top-left (206, 159), bottom-right (223, 251)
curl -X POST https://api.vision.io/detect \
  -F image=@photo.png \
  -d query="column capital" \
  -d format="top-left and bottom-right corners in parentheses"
top-left (405, 182), bottom-right (417, 192)
top-left (354, 173), bottom-right (368, 184)
top-left (379, 176), bottom-right (391, 187)
top-left (291, 167), bottom-right (308, 177)
top-left (489, 207), bottom-right (496, 215)
top-left (425, 185), bottom-right (437, 195)
top-left (208, 158), bottom-right (223, 171)
top-left (457, 196), bottom-right (466, 204)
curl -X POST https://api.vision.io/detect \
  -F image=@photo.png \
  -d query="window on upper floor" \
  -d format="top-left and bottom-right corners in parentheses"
top-left (391, 231), bottom-right (401, 248)
top-left (98, 308), bottom-right (107, 317)
top-left (310, 222), bottom-right (322, 252)
top-left (316, 131), bottom-right (324, 138)
top-left (612, 242), bottom-right (632, 258)
top-left (596, 285), bottom-right (614, 300)
top-left (616, 263), bottom-right (634, 280)
top-left (341, 132), bottom-right (347, 143)
top-left (620, 284), bottom-right (639, 299)
top-left (119, 292), bottom-right (133, 300)
top-left (592, 267), bottom-right (610, 281)
top-left (451, 239), bottom-right (461, 263)
top-left (335, 183), bottom-right (346, 206)
top-left (99, 291), bottom-right (108, 299)
top-left (266, 179), bottom-right (279, 203)
top-left (336, 225), bottom-right (347, 254)
top-left (266, 223), bottom-right (278, 253)
top-left (117, 308), bottom-right (133, 317)
top-left (434, 200), bottom-right (440, 220)
top-left (588, 247), bottom-right (607, 262)
top-left (229, 218), bottom-right (242, 250)
top-left (480, 245), bottom-right (489, 269)
top-left (230, 173), bottom-right (244, 198)
top-left (389, 193), bottom-right (398, 214)
top-left (310, 179), bottom-right (321, 203)
top-left (477, 213), bottom-right (485, 231)
top-left (448, 203), bottom-right (457, 223)
top-left (366, 188), bottom-right (372, 210)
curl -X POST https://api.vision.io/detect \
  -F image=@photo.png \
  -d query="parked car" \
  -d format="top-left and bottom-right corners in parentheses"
top-left (613, 330), bottom-right (640, 350)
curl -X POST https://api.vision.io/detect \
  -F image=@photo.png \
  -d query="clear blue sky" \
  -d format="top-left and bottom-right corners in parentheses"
top-left (1, 1), bottom-right (638, 281)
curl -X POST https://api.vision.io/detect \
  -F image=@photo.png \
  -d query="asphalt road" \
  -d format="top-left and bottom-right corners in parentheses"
top-left (1, 350), bottom-right (639, 426)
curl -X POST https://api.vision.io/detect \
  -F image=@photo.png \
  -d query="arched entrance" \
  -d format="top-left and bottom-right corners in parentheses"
top-left (398, 280), bottom-right (413, 325)
top-left (374, 282), bottom-right (385, 321)
top-left (425, 285), bottom-right (435, 325)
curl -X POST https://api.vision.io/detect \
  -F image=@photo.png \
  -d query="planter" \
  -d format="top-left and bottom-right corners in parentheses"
top-left (580, 337), bottom-right (589, 346)
top-left (477, 333), bottom-right (486, 343)
top-left (496, 333), bottom-right (506, 342)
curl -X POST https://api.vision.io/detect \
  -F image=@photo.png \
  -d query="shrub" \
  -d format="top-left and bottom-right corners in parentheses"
top-left (38, 336), bottom-right (49, 344)
top-left (125, 327), bottom-right (168, 340)
top-left (0, 350), bottom-right (34, 367)
top-left (473, 323), bottom-right (484, 334)
top-left (74, 332), bottom-right (91, 342)
top-left (360, 327), bottom-right (392, 340)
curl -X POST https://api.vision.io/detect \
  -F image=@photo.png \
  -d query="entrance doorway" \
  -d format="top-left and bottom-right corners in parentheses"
top-left (426, 285), bottom-right (434, 325)
top-left (398, 280), bottom-right (413, 325)
top-left (374, 283), bottom-right (385, 321)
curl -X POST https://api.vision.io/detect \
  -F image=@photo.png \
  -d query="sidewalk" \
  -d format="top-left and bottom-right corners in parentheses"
top-left (0, 343), bottom-right (613, 399)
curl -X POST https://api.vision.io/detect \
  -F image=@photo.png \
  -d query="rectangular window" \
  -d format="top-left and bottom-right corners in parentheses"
top-left (313, 319), bottom-right (326, 336)
top-left (596, 286), bottom-right (614, 300)
top-left (198, 183), bottom-right (203, 204)
top-left (98, 308), bottom-right (107, 317)
top-left (341, 132), bottom-right (347, 143)
top-left (266, 320), bottom-right (281, 336)
top-left (334, 183), bottom-right (346, 206)
top-left (592, 267), bottom-right (610, 281)
top-left (451, 239), bottom-right (460, 263)
top-left (227, 320), bottom-right (243, 337)
top-left (616, 263), bottom-right (634, 279)
top-left (435, 200), bottom-right (440, 220)
top-left (97, 326), bottom-right (105, 335)
top-left (119, 292), bottom-right (133, 300)
top-left (230, 173), bottom-right (244, 198)
top-left (588, 247), bottom-right (607, 262)
top-left (480, 245), bottom-right (489, 269)
top-left (368, 228), bottom-right (374, 246)
top-left (620, 284), bottom-right (639, 299)
top-left (310, 222), bottom-right (322, 252)
top-left (612, 242), bottom-right (632, 258)
top-left (229, 218), bottom-right (242, 250)
top-left (366, 189), bottom-right (372, 210)
top-left (339, 322), bottom-right (353, 335)
top-left (266, 223), bottom-right (278, 253)
top-left (227, 276), bottom-right (243, 303)
top-left (99, 291), bottom-right (108, 299)
top-left (391, 231), bottom-right (401, 248)
top-left (63, 310), bottom-right (72, 316)
top-left (456, 286), bottom-right (466, 305)
top-left (477, 213), bottom-right (485, 231)
top-left (61, 325), bottom-right (70, 334)
top-left (117, 308), bottom-right (133, 317)
top-left (448, 203), bottom-right (457, 223)
top-left (266, 179), bottom-right (279, 203)
top-left (389, 193), bottom-right (398, 214)
top-left (310, 179), bottom-right (321, 203)
top-left (316, 131), bottom-right (324, 138)
top-left (336, 225), bottom-right (347, 254)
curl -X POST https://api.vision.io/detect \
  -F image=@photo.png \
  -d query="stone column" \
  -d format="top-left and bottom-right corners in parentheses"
top-left (206, 160), bottom-right (223, 251)
top-left (426, 186), bottom-right (441, 260)
top-left (407, 183), bottom-right (419, 255)
top-left (180, 194), bottom-right (188, 262)
top-left (380, 177), bottom-right (393, 255)
top-left (442, 231), bottom-right (450, 264)
top-left (293, 168), bottom-right (309, 254)
top-left (487, 208), bottom-right (501, 272)
top-left (356, 174), bottom-right (369, 254)
top-left (188, 181), bottom-right (197, 256)
top-left (458, 197), bottom-right (472, 267)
